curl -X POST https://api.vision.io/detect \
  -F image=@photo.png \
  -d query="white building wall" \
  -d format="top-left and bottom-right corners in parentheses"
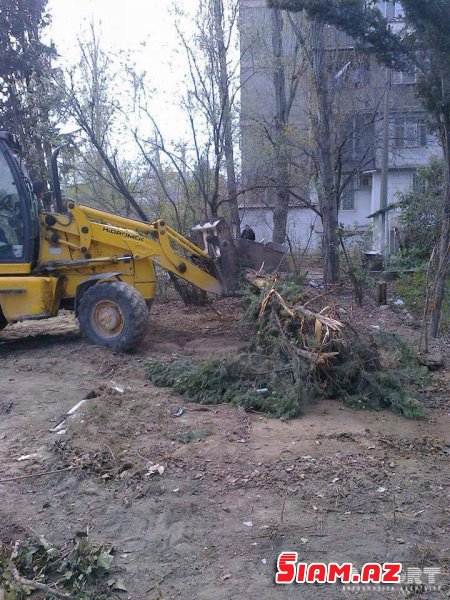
top-left (239, 206), bottom-right (322, 251)
top-left (239, 166), bottom-right (429, 255)
top-left (339, 188), bottom-right (372, 229)
top-left (286, 209), bottom-right (322, 251)
top-left (239, 208), bottom-right (273, 244)
top-left (370, 169), bottom-right (413, 251)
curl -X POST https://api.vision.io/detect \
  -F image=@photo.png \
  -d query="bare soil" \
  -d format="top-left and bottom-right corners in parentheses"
top-left (0, 294), bottom-right (449, 599)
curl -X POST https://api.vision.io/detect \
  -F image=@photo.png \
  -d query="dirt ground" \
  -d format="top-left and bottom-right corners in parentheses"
top-left (0, 294), bottom-right (449, 599)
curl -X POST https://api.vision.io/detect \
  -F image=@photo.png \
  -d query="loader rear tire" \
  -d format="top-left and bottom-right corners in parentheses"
top-left (78, 281), bottom-right (149, 352)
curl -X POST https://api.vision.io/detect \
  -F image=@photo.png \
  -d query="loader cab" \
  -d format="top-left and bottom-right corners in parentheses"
top-left (0, 132), bottom-right (39, 270)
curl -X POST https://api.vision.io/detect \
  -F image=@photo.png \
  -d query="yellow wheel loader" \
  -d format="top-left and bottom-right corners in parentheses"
top-left (0, 131), bottom-right (236, 351)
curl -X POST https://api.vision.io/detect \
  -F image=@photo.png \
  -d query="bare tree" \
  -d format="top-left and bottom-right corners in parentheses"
top-left (126, 1), bottom-right (243, 234)
top-left (176, 0), bottom-right (241, 226)
top-left (62, 24), bottom-right (149, 221)
top-left (212, 0), bottom-right (241, 236)
top-left (270, 7), bottom-right (300, 244)
top-left (428, 121), bottom-right (450, 339)
top-left (308, 19), bottom-right (340, 284)
top-left (241, 7), bottom-right (382, 286)
top-left (133, 120), bottom-right (198, 232)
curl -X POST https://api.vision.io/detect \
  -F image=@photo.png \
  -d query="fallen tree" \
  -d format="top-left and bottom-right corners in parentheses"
top-left (148, 273), bottom-right (427, 419)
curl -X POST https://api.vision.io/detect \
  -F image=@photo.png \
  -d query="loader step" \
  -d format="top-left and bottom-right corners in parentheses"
top-left (0, 289), bottom-right (26, 295)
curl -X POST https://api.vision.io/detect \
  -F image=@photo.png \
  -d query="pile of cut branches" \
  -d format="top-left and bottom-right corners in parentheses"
top-left (148, 272), bottom-right (426, 419)
top-left (0, 532), bottom-right (124, 599)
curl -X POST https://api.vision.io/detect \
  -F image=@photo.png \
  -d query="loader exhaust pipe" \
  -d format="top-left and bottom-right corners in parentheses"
top-left (51, 145), bottom-right (63, 212)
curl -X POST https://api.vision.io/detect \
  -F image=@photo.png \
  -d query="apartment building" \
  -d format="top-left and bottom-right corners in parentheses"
top-left (239, 0), bottom-right (442, 253)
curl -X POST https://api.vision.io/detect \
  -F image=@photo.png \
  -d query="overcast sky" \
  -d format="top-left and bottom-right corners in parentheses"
top-left (47, 0), bottom-right (196, 141)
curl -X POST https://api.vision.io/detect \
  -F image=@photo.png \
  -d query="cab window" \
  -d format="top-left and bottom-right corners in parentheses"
top-left (0, 150), bottom-right (24, 260)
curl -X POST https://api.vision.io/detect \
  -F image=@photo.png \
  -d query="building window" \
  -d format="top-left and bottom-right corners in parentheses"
top-left (393, 116), bottom-right (427, 148)
top-left (377, 1), bottom-right (404, 20)
top-left (394, 1), bottom-right (404, 18)
top-left (324, 27), bottom-right (355, 50)
top-left (344, 113), bottom-right (375, 169)
top-left (355, 115), bottom-right (375, 161)
top-left (359, 174), bottom-right (373, 188)
top-left (352, 56), bottom-right (371, 87)
top-left (328, 51), bottom-right (370, 87)
top-left (392, 68), bottom-right (416, 85)
top-left (341, 183), bottom-right (355, 210)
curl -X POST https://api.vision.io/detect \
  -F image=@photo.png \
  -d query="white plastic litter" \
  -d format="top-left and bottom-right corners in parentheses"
top-left (50, 420), bottom-right (67, 433)
top-left (17, 453), bottom-right (41, 462)
top-left (67, 399), bottom-right (88, 415)
top-left (146, 464), bottom-right (165, 476)
top-left (110, 381), bottom-right (125, 394)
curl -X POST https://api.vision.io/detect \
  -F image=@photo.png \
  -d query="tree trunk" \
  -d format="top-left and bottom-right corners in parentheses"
top-left (429, 122), bottom-right (450, 338)
top-left (212, 0), bottom-right (240, 238)
top-left (270, 8), bottom-right (290, 244)
top-left (322, 195), bottom-right (340, 286)
top-left (309, 20), bottom-right (340, 286)
top-left (273, 184), bottom-right (290, 244)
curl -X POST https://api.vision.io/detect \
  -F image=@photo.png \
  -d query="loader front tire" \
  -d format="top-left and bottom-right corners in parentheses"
top-left (78, 281), bottom-right (149, 352)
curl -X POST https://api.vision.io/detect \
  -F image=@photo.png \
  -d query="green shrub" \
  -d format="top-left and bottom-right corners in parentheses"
top-left (395, 264), bottom-right (449, 331)
top-left (397, 159), bottom-right (445, 262)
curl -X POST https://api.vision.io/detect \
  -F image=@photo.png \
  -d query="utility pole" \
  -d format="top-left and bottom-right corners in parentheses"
top-left (379, 65), bottom-right (391, 264)
top-left (380, 1), bottom-right (392, 265)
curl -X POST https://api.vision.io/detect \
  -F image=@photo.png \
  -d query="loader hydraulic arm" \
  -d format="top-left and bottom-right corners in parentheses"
top-left (42, 202), bottom-right (224, 296)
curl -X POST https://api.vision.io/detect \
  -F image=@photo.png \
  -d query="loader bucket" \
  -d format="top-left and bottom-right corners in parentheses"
top-left (192, 220), bottom-right (288, 296)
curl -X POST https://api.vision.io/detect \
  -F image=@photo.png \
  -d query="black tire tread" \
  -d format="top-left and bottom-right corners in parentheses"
top-left (78, 281), bottom-right (149, 352)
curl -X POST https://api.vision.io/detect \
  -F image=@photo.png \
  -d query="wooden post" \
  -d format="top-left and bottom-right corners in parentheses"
top-left (376, 281), bottom-right (387, 306)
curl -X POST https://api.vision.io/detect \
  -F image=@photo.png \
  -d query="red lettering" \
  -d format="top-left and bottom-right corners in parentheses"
top-left (275, 552), bottom-right (297, 584)
top-left (296, 562), bottom-right (306, 583)
top-left (383, 563), bottom-right (402, 584)
top-left (361, 563), bottom-right (382, 583)
top-left (328, 563), bottom-right (352, 583)
top-left (306, 563), bottom-right (327, 583)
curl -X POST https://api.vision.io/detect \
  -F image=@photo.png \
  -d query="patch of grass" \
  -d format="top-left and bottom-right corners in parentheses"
top-left (175, 428), bottom-right (213, 444)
